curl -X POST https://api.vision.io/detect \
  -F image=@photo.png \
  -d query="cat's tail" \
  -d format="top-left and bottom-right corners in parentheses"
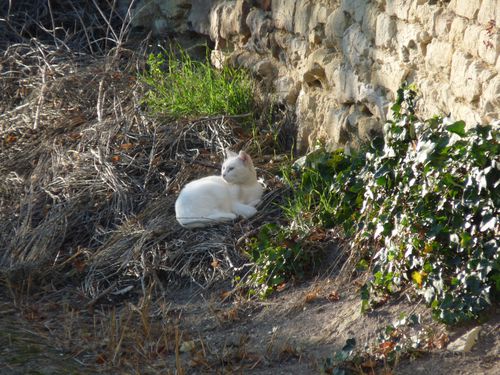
top-left (176, 212), bottom-right (237, 228)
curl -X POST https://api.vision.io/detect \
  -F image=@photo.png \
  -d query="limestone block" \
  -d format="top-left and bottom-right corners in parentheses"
top-left (358, 84), bottom-right (390, 120)
top-left (342, 24), bottom-right (372, 68)
top-left (209, 2), bottom-right (230, 46)
top-left (420, 78), bottom-right (446, 117)
top-left (448, 17), bottom-right (467, 46)
top-left (447, 327), bottom-right (481, 353)
top-left (451, 0), bottom-right (481, 20)
top-left (463, 25), bottom-right (483, 57)
top-left (341, 0), bottom-right (369, 23)
top-left (372, 56), bottom-right (409, 94)
top-left (246, 8), bottom-right (272, 53)
top-left (325, 8), bottom-right (348, 48)
top-left (478, 0), bottom-right (500, 26)
top-left (272, 30), bottom-right (292, 51)
top-left (296, 89), bottom-right (318, 152)
top-left (246, 8), bottom-right (269, 36)
top-left (272, 0), bottom-right (294, 32)
top-left (315, 6), bottom-right (329, 24)
top-left (478, 29), bottom-right (500, 66)
top-left (188, 0), bottom-right (218, 35)
top-left (417, 30), bottom-right (432, 44)
top-left (481, 76), bottom-right (500, 122)
top-left (357, 115), bottom-right (382, 143)
top-left (234, 50), bottom-right (261, 69)
top-left (217, 2), bottom-right (241, 41)
top-left (386, 0), bottom-right (414, 21)
top-left (303, 49), bottom-right (334, 88)
top-left (362, 3), bottom-right (379, 41)
top-left (396, 21), bottom-right (423, 49)
top-left (325, 107), bottom-right (350, 146)
top-left (449, 100), bottom-right (482, 127)
top-left (331, 65), bottom-right (360, 104)
top-left (415, 3), bottom-right (442, 37)
top-left (426, 40), bottom-right (453, 74)
top-left (375, 13), bottom-right (396, 48)
top-left (309, 26), bottom-right (325, 46)
top-left (235, 0), bottom-right (252, 36)
top-left (450, 51), bottom-right (483, 103)
top-left (290, 37), bottom-right (309, 64)
top-left (254, 59), bottom-right (277, 79)
top-left (254, 0), bottom-right (271, 11)
top-left (211, 49), bottom-right (231, 69)
top-left (434, 11), bottom-right (453, 36)
top-left (275, 76), bottom-right (300, 105)
top-left (293, 0), bottom-right (312, 35)
top-left (468, 62), bottom-right (497, 100)
top-left (209, 0), bottom-right (251, 41)
top-left (306, 3), bottom-right (329, 31)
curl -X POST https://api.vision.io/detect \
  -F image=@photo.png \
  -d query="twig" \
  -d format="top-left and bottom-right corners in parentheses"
top-left (33, 65), bottom-right (47, 129)
top-left (86, 282), bottom-right (118, 308)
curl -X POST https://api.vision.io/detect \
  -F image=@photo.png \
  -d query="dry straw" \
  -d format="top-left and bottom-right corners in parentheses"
top-left (0, 0), bottom-right (290, 300)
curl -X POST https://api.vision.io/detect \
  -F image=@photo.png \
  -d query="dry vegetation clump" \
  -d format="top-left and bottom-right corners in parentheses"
top-left (0, 2), bottom-right (338, 372)
top-left (0, 1), bottom-right (297, 299)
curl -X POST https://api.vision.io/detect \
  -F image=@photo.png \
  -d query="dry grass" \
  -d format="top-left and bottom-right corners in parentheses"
top-left (0, 0), bottom-right (293, 295)
top-left (0, 1), bottom-right (303, 372)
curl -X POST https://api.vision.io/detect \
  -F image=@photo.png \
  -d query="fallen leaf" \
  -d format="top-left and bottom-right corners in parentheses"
top-left (220, 290), bottom-right (232, 300)
top-left (96, 353), bottom-right (107, 364)
top-left (327, 290), bottom-right (341, 302)
top-left (120, 143), bottom-right (134, 151)
top-left (223, 307), bottom-right (239, 321)
top-left (211, 259), bottom-right (220, 268)
top-left (5, 134), bottom-right (17, 144)
top-left (361, 358), bottom-right (377, 369)
top-left (111, 155), bottom-right (121, 164)
top-left (304, 291), bottom-right (319, 303)
top-left (68, 132), bottom-right (82, 141)
top-left (379, 341), bottom-right (396, 355)
top-left (180, 340), bottom-right (197, 353)
top-left (276, 282), bottom-right (287, 292)
top-left (433, 332), bottom-right (449, 349)
top-left (73, 259), bottom-right (86, 273)
top-left (308, 228), bottom-right (327, 241)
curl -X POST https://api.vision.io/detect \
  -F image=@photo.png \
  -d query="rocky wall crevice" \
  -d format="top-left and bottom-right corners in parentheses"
top-left (131, 0), bottom-right (500, 152)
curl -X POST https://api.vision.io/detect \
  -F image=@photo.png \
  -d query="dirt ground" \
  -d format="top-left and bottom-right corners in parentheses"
top-left (1, 278), bottom-right (499, 374)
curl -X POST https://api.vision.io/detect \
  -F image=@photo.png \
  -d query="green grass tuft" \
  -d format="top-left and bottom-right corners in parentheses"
top-left (141, 47), bottom-right (254, 119)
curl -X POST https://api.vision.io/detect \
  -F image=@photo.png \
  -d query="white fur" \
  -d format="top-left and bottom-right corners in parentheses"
top-left (175, 150), bottom-right (263, 228)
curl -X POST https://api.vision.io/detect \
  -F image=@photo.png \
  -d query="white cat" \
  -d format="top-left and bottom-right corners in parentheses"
top-left (175, 150), bottom-right (263, 228)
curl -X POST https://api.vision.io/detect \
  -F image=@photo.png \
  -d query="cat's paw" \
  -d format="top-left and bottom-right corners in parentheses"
top-left (233, 203), bottom-right (257, 219)
top-left (248, 199), bottom-right (261, 207)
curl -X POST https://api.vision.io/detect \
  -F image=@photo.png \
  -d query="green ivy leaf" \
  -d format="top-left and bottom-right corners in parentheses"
top-left (446, 120), bottom-right (466, 137)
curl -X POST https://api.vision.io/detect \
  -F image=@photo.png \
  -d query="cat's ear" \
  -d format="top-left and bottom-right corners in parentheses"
top-left (224, 148), bottom-right (238, 159)
top-left (238, 150), bottom-right (253, 166)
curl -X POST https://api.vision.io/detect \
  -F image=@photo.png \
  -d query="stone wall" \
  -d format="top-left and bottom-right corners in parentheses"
top-left (133, 0), bottom-right (500, 152)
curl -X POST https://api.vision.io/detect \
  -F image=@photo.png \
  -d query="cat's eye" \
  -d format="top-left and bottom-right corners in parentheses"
top-left (227, 167), bottom-right (234, 171)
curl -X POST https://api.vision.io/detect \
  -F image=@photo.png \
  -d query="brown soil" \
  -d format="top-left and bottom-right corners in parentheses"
top-left (1, 279), bottom-right (498, 374)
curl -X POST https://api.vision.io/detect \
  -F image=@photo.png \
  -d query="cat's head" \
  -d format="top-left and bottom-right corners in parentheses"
top-left (221, 150), bottom-right (256, 184)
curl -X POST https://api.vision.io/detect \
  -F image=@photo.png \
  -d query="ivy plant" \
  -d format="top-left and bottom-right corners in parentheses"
top-left (243, 84), bottom-right (499, 324)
